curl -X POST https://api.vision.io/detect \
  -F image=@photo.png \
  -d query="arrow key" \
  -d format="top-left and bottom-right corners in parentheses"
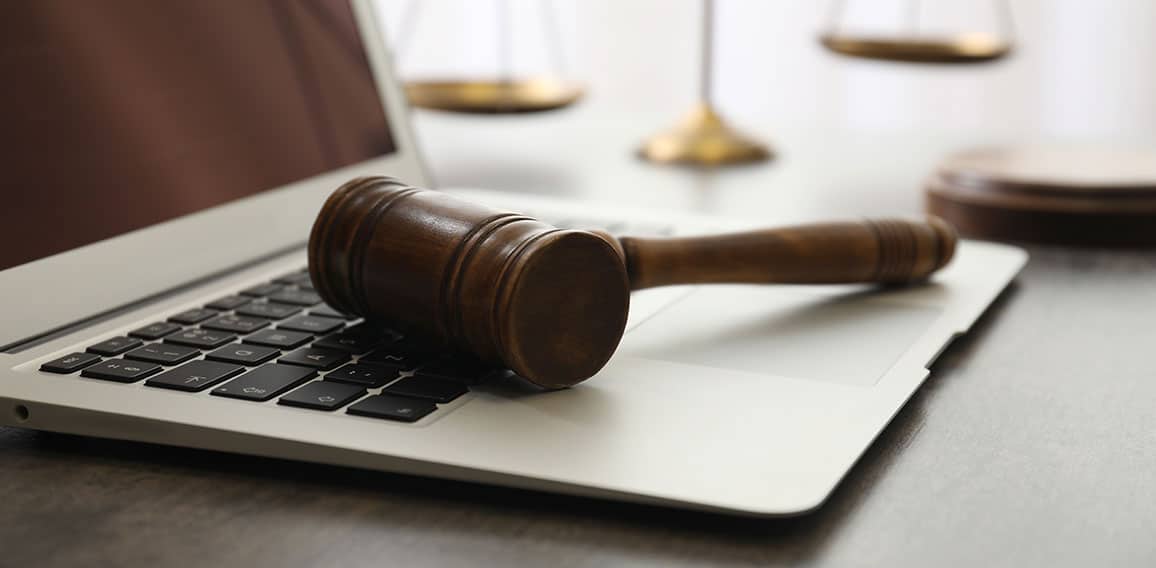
top-left (278, 381), bottom-right (366, 411)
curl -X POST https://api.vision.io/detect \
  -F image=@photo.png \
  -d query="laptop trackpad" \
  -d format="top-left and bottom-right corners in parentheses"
top-left (617, 285), bottom-right (942, 386)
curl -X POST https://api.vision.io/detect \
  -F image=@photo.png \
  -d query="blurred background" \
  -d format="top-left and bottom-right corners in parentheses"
top-left (376, 0), bottom-right (1156, 141)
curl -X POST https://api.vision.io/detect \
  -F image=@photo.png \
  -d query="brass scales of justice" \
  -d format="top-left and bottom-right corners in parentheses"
top-left (393, 0), bottom-right (1014, 166)
top-left (392, 0), bottom-right (583, 113)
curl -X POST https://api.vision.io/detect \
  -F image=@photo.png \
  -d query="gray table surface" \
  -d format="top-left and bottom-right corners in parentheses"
top-left (3, 110), bottom-right (1155, 567)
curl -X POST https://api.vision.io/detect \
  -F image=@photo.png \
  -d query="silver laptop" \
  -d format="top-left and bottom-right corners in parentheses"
top-left (0, 0), bottom-right (1025, 516)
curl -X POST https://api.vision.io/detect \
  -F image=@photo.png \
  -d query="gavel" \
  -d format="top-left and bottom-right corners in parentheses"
top-left (309, 176), bottom-right (957, 389)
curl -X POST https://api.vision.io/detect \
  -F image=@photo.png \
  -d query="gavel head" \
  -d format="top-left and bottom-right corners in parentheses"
top-left (309, 176), bottom-right (629, 389)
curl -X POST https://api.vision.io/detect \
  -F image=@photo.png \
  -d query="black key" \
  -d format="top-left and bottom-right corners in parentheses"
top-left (201, 314), bottom-right (269, 334)
top-left (236, 302), bottom-right (300, 320)
top-left (87, 336), bottom-right (143, 356)
top-left (81, 359), bottom-right (161, 383)
top-left (361, 344), bottom-right (434, 370)
top-left (325, 364), bottom-right (397, 388)
top-left (211, 363), bottom-right (316, 401)
top-left (278, 381), bottom-right (366, 411)
top-left (383, 376), bottom-right (469, 403)
top-left (346, 321), bottom-right (402, 340)
top-left (205, 295), bottom-right (250, 311)
top-left (206, 344), bottom-right (280, 366)
top-left (40, 352), bottom-right (101, 374)
top-left (244, 329), bottom-right (313, 349)
top-left (165, 328), bottom-right (236, 349)
top-left (278, 314), bottom-right (344, 335)
top-left (279, 347), bottom-right (349, 371)
top-left (128, 321), bottom-right (182, 340)
top-left (145, 360), bottom-right (245, 392)
top-left (347, 322), bottom-right (403, 340)
top-left (347, 395), bottom-right (436, 423)
top-left (309, 304), bottom-right (357, 320)
top-left (268, 289), bottom-right (322, 307)
top-left (273, 271), bottom-right (313, 287)
top-left (312, 326), bottom-right (388, 355)
top-left (414, 358), bottom-right (497, 385)
top-left (124, 343), bottom-right (199, 365)
top-left (168, 308), bottom-right (219, 325)
top-left (240, 283), bottom-right (283, 297)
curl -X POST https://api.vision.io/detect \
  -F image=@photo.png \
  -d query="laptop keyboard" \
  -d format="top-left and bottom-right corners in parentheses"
top-left (38, 268), bottom-right (491, 424)
top-left (33, 214), bottom-right (674, 425)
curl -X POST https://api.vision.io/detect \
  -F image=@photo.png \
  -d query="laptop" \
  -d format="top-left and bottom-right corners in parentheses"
top-left (0, 0), bottom-right (1026, 517)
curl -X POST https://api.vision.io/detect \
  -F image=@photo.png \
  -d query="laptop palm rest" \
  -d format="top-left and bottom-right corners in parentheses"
top-left (618, 285), bottom-right (942, 386)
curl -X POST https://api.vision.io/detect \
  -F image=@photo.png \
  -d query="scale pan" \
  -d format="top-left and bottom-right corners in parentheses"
top-left (820, 33), bottom-right (1011, 64)
top-left (404, 77), bottom-right (583, 114)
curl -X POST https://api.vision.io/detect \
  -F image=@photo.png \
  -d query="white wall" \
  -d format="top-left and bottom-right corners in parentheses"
top-left (376, 0), bottom-right (1156, 140)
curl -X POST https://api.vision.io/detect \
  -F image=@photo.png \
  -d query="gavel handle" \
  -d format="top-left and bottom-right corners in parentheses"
top-left (618, 217), bottom-right (957, 290)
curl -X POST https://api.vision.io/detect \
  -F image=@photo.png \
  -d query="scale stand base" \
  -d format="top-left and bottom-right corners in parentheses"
top-left (638, 104), bottom-right (772, 166)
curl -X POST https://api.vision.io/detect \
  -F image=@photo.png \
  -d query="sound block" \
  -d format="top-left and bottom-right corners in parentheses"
top-left (926, 146), bottom-right (1156, 247)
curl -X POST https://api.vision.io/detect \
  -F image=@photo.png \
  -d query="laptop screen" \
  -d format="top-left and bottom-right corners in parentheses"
top-left (0, 0), bottom-right (394, 272)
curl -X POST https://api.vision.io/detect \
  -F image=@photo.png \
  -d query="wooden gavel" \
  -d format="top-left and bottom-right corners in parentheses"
top-left (309, 176), bottom-right (957, 389)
